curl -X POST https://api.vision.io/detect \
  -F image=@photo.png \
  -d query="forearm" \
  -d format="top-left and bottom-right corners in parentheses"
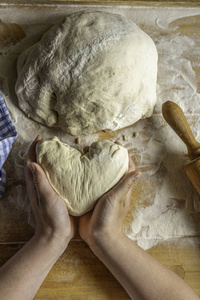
top-left (91, 233), bottom-right (199, 300)
top-left (0, 233), bottom-right (66, 300)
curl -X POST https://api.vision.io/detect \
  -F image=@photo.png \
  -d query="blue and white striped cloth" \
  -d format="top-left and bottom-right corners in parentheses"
top-left (0, 93), bottom-right (17, 196)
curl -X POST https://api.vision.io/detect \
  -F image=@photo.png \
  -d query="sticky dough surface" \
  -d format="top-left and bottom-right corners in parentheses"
top-left (15, 10), bottom-right (157, 135)
top-left (36, 138), bottom-right (129, 216)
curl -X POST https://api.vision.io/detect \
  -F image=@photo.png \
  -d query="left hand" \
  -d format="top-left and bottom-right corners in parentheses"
top-left (79, 155), bottom-right (141, 254)
top-left (25, 135), bottom-right (75, 254)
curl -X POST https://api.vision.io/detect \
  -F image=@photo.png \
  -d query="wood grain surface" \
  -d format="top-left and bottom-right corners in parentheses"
top-left (0, 0), bottom-right (200, 7)
top-left (0, 239), bottom-right (199, 299)
top-left (0, 1), bottom-right (199, 299)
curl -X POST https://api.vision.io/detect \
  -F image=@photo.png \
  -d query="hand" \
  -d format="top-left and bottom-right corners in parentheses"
top-left (79, 156), bottom-right (141, 254)
top-left (25, 135), bottom-right (75, 254)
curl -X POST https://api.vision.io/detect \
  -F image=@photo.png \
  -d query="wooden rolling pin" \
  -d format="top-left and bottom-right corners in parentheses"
top-left (162, 101), bottom-right (200, 196)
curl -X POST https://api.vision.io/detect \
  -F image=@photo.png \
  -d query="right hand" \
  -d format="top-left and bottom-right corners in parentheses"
top-left (79, 157), bottom-right (141, 254)
top-left (25, 135), bottom-right (75, 255)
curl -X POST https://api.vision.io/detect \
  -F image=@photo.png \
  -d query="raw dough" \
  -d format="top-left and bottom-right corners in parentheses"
top-left (15, 11), bottom-right (158, 135)
top-left (36, 137), bottom-right (129, 216)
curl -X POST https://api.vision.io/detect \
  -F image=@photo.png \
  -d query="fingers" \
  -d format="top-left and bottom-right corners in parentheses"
top-left (118, 171), bottom-right (141, 196)
top-left (26, 135), bottom-right (43, 165)
top-left (128, 156), bottom-right (136, 173)
top-left (25, 135), bottom-right (43, 196)
top-left (29, 162), bottom-right (54, 206)
top-left (24, 136), bottom-right (43, 209)
top-left (104, 171), bottom-right (141, 205)
top-left (114, 140), bottom-right (136, 173)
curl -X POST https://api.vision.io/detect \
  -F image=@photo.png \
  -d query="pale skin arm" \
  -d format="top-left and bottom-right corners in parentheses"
top-left (0, 135), bottom-right (75, 300)
top-left (79, 158), bottom-right (199, 300)
top-left (0, 136), bottom-right (198, 300)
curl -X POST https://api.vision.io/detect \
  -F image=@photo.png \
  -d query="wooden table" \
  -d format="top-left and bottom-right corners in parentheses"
top-left (1, 0), bottom-right (200, 6)
top-left (0, 1), bottom-right (200, 299)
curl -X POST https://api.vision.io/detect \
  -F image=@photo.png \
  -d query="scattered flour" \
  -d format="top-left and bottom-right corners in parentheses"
top-left (0, 5), bottom-right (199, 249)
top-left (128, 206), bottom-right (199, 250)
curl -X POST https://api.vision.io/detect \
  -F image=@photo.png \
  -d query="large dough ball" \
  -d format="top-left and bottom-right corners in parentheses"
top-left (16, 11), bottom-right (158, 135)
top-left (36, 138), bottom-right (129, 216)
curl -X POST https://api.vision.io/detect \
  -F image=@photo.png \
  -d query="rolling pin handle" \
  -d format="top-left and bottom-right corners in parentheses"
top-left (162, 101), bottom-right (200, 160)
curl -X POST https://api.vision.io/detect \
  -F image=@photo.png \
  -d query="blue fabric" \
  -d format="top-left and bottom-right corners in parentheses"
top-left (0, 93), bottom-right (17, 196)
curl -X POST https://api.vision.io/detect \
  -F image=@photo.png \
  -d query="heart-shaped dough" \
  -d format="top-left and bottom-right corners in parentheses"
top-left (36, 137), bottom-right (129, 216)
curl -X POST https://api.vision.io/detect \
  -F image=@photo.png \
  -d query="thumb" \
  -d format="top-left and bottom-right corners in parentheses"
top-left (29, 162), bottom-right (53, 206)
top-left (105, 171), bottom-right (141, 204)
